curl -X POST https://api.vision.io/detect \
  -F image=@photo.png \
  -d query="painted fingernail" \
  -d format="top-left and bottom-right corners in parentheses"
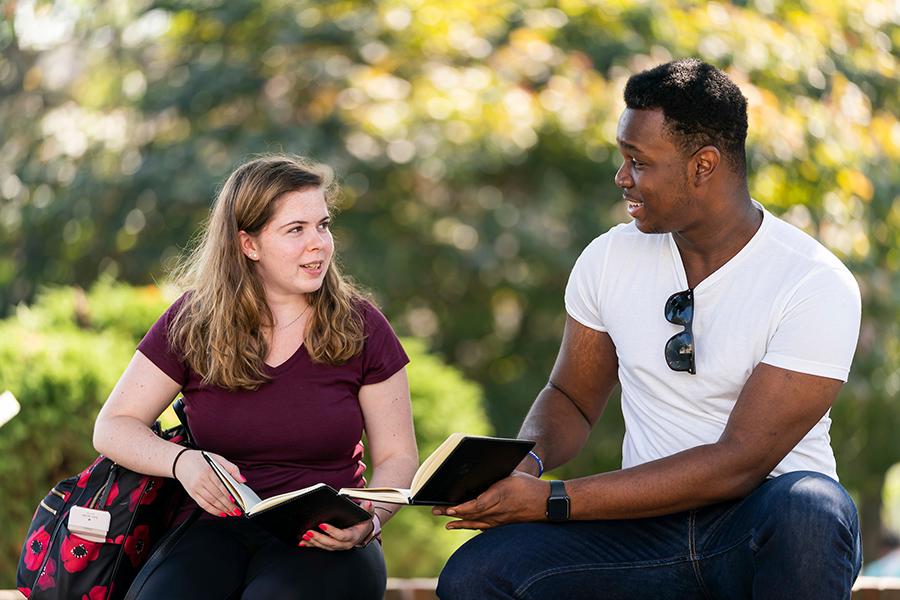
top-left (318, 524), bottom-right (328, 532)
top-left (218, 512), bottom-right (227, 517)
top-left (302, 532), bottom-right (313, 541)
top-left (298, 541), bottom-right (306, 547)
top-left (229, 495), bottom-right (236, 503)
top-left (232, 508), bottom-right (241, 516)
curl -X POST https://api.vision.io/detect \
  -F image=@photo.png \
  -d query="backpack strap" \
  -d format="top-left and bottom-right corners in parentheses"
top-left (122, 508), bottom-right (200, 600)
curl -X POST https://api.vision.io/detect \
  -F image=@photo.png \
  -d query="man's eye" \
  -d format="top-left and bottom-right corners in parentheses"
top-left (631, 158), bottom-right (644, 168)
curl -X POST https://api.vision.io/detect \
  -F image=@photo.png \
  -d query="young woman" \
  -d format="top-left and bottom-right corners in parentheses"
top-left (93, 155), bottom-right (418, 599)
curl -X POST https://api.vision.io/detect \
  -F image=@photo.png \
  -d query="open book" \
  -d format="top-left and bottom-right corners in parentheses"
top-left (339, 433), bottom-right (535, 506)
top-left (202, 452), bottom-right (371, 544)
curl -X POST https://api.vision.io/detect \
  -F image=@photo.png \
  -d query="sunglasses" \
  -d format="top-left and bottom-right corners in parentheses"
top-left (664, 289), bottom-right (695, 374)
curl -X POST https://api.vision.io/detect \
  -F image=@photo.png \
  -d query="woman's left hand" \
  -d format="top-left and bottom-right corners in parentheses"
top-left (298, 501), bottom-right (376, 551)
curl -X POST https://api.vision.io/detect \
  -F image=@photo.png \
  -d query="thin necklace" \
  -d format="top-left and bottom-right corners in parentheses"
top-left (272, 303), bottom-right (311, 331)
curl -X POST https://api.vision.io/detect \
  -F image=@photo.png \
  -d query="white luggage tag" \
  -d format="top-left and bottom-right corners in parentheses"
top-left (67, 506), bottom-right (111, 543)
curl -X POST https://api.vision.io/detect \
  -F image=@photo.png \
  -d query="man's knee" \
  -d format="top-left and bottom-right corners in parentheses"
top-left (762, 471), bottom-right (858, 545)
top-left (438, 528), bottom-right (525, 600)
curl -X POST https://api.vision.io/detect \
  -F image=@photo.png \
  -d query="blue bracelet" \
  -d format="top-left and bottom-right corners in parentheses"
top-left (527, 450), bottom-right (544, 477)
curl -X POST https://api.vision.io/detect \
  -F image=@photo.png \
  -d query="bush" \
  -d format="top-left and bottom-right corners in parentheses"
top-left (0, 282), bottom-right (491, 585)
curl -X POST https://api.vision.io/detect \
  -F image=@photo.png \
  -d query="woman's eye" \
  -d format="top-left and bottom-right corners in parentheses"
top-left (318, 222), bottom-right (330, 231)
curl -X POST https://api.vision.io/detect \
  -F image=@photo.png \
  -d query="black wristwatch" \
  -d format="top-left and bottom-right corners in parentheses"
top-left (546, 480), bottom-right (570, 522)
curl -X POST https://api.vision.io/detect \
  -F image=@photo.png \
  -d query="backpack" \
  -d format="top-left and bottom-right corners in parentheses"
top-left (16, 400), bottom-right (196, 600)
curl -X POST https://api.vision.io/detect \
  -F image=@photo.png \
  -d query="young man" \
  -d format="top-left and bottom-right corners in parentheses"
top-left (436, 59), bottom-right (862, 599)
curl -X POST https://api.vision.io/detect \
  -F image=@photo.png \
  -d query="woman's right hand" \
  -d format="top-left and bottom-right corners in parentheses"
top-left (173, 450), bottom-right (244, 518)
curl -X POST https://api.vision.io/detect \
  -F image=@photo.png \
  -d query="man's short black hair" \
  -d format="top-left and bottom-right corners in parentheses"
top-left (624, 59), bottom-right (748, 176)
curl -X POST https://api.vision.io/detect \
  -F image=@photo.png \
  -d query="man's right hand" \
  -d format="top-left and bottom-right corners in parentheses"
top-left (174, 450), bottom-right (244, 518)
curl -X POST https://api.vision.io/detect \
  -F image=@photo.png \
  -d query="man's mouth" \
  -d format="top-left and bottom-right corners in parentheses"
top-left (625, 198), bottom-right (644, 215)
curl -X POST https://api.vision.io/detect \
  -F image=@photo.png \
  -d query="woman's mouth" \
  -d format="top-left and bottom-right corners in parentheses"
top-left (300, 261), bottom-right (324, 275)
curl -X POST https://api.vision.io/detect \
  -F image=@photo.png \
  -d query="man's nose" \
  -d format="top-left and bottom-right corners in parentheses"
top-left (614, 161), bottom-right (633, 189)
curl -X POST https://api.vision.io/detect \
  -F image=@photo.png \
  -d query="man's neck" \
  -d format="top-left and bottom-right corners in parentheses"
top-left (673, 191), bottom-right (761, 289)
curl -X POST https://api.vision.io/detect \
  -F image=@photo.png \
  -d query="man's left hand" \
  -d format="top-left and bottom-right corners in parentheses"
top-left (432, 471), bottom-right (550, 530)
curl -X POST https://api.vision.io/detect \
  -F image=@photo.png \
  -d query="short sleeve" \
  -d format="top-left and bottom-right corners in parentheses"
top-left (564, 234), bottom-right (611, 332)
top-left (761, 266), bottom-right (861, 382)
top-left (360, 301), bottom-right (410, 386)
top-left (137, 294), bottom-right (190, 387)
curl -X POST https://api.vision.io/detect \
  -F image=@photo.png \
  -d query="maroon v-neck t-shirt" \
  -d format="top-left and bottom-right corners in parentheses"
top-left (137, 295), bottom-right (409, 505)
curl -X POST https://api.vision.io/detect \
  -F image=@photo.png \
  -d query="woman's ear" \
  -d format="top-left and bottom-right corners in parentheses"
top-left (238, 230), bottom-right (259, 260)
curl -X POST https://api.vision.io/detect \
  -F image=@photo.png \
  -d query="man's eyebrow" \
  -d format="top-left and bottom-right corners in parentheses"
top-left (616, 139), bottom-right (643, 153)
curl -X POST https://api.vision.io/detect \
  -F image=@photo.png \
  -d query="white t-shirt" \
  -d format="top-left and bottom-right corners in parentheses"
top-left (564, 203), bottom-right (861, 480)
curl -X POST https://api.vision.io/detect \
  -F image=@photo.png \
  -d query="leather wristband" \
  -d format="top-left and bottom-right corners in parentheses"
top-left (357, 513), bottom-right (382, 547)
top-left (171, 448), bottom-right (191, 480)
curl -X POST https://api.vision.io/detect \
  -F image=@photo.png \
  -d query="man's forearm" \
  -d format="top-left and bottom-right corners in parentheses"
top-left (517, 384), bottom-right (595, 473)
top-left (566, 440), bottom-right (768, 520)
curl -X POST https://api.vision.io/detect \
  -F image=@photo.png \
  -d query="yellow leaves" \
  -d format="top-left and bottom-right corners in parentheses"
top-left (837, 169), bottom-right (874, 202)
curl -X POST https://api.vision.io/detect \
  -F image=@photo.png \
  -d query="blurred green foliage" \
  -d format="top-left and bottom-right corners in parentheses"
top-left (1, 0), bottom-right (898, 570)
top-left (0, 281), bottom-right (491, 584)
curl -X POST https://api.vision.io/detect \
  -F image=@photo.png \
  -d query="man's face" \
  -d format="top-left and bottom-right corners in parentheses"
top-left (614, 108), bottom-right (694, 234)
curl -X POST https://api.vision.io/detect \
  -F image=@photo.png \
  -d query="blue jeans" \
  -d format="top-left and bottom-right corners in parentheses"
top-left (437, 471), bottom-right (861, 599)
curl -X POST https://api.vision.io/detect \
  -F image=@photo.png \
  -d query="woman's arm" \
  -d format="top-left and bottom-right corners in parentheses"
top-left (302, 367), bottom-right (418, 550)
top-left (93, 350), bottom-right (241, 517)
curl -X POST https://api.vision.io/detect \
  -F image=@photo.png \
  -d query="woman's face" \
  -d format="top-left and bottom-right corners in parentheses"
top-left (241, 187), bottom-right (334, 300)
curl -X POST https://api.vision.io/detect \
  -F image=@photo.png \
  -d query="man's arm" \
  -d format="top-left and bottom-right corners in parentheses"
top-left (515, 316), bottom-right (619, 476)
top-left (437, 324), bottom-right (843, 528)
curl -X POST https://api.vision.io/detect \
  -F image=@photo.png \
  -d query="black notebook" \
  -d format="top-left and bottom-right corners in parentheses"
top-left (339, 433), bottom-right (535, 506)
top-left (202, 452), bottom-right (371, 545)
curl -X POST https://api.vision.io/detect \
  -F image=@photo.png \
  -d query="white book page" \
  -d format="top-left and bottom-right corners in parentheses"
top-left (248, 483), bottom-right (327, 515)
top-left (410, 432), bottom-right (465, 493)
top-left (203, 452), bottom-right (262, 511)
top-left (338, 487), bottom-right (412, 504)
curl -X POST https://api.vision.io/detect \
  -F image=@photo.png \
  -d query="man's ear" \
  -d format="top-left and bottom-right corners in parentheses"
top-left (690, 146), bottom-right (720, 187)
top-left (238, 230), bottom-right (259, 260)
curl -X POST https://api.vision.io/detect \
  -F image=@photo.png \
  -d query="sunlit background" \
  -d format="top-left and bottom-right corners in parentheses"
top-left (1, 0), bottom-right (898, 584)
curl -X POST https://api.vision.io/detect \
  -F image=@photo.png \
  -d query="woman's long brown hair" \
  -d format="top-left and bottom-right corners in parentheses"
top-left (167, 155), bottom-right (366, 390)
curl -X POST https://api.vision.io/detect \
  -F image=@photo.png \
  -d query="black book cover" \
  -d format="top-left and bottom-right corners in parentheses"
top-left (247, 485), bottom-right (372, 545)
top-left (411, 437), bottom-right (535, 505)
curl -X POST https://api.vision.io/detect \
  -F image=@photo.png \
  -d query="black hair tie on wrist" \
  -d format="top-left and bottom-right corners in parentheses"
top-left (171, 448), bottom-right (191, 480)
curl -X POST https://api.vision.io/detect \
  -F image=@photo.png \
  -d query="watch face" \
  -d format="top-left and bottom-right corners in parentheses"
top-left (547, 496), bottom-right (569, 521)
top-left (547, 480), bottom-right (570, 521)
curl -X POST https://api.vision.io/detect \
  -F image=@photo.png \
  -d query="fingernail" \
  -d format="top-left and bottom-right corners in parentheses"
top-left (318, 524), bottom-right (328, 532)
top-left (298, 541), bottom-right (306, 547)
top-left (302, 532), bottom-right (313, 541)
top-left (447, 509), bottom-right (456, 515)
top-left (229, 495), bottom-right (236, 503)
top-left (232, 508), bottom-right (241, 516)
top-left (239, 475), bottom-right (247, 482)
top-left (218, 512), bottom-right (227, 518)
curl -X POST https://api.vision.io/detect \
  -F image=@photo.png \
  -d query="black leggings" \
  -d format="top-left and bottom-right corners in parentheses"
top-left (133, 517), bottom-right (386, 600)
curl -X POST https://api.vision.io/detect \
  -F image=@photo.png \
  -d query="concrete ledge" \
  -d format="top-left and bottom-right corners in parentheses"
top-left (3, 576), bottom-right (899, 599)
top-left (853, 576), bottom-right (900, 599)
top-left (385, 578), bottom-right (438, 600)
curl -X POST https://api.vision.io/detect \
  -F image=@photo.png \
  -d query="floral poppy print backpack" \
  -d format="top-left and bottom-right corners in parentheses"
top-left (16, 402), bottom-right (195, 600)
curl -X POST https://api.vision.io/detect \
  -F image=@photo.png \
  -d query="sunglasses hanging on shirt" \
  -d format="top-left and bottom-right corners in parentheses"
top-left (664, 289), bottom-right (696, 374)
